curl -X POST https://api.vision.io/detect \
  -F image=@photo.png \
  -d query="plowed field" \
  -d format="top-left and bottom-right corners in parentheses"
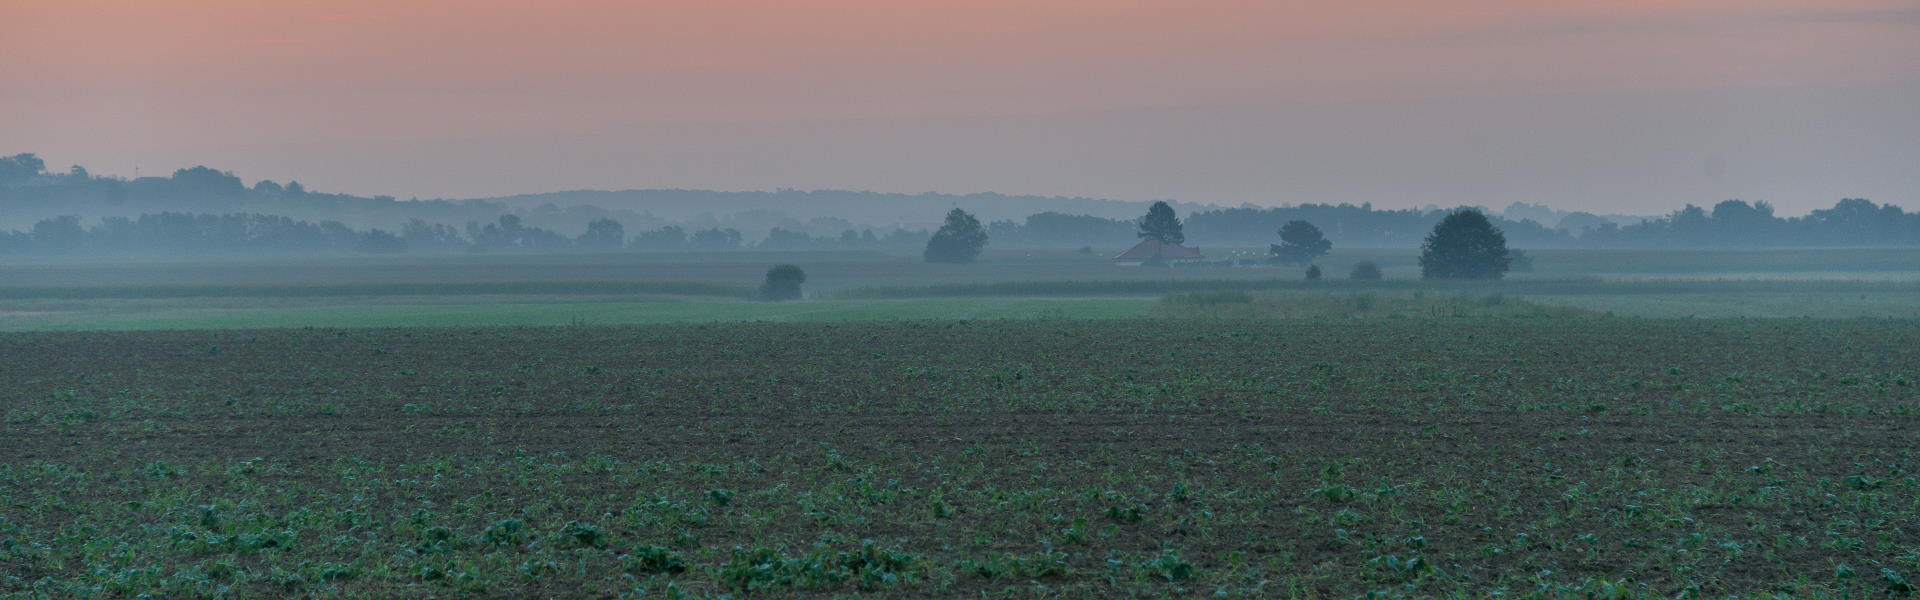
top-left (3, 320), bottom-right (1917, 597)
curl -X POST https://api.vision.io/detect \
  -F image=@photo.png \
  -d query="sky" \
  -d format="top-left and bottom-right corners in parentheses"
top-left (4, 0), bottom-right (1919, 214)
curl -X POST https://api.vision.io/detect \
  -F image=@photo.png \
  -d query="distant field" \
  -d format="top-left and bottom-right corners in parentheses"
top-left (0, 250), bottom-right (1276, 294)
top-left (0, 297), bottom-right (1153, 331)
top-left (9, 285), bottom-right (1920, 330)
top-left (6, 247), bottom-right (1916, 291)
top-left (1151, 288), bottom-right (1920, 320)
top-left (6, 319), bottom-right (1917, 597)
top-left (1155, 290), bottom-right (1604, 319)
top-left (3, 248), bottom-right (1918, 330)
top-left (1527, 291), bottom-right (1920, 318)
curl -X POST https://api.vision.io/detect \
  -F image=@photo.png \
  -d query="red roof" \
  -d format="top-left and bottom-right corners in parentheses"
top-left (1113, 238), bottom-right (1204, 261)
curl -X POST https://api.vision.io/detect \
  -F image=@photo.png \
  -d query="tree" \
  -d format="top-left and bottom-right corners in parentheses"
top-left (0, 153), bottom-right (45, 184)
top-left (166, 166), bottom-right (247, 208)
top-left (577, 218), bottom-right (625, 251)
top-left (630, 225), bottom-right (687, 251)
top-left (760, 264), bottom-right (806, 301)
top-left (1556, 212), bottom-right (1610, 237)
top-left (1305, 264), bottom-right (1322, 281)
top-left (924, 208), bottom-right (988, 264)
top-left (1349, 261), bottom-right (1383, 281)
top-left (762, 227), bottom-right (816, 251)
top-left (402, 218), bottom-right (464, 252)
top-left (356, 229), bottom-right (407, 253)
top-left (1270, 220), bottom-right (1332, 265)
top-left (31, 215), bottom-right (84, 252)
top-left (688, 228), bottom-right (742, 251)
top-left (1420, 209), bottom-right (1511, 280)
top-left (1137, 201), bottom-right (1185, 245)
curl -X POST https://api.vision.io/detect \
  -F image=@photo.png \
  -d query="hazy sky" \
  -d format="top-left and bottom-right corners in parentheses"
top-left (5, 1), bottom-right (1919, 214)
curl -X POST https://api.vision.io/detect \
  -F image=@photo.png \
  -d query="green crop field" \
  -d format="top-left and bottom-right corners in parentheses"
top-left (0, 297), bottom-right (1153, 331)
top-left (4, 319), bottom-right (1919, 598)
top-left (4, 248), bottom-right (1919, 596)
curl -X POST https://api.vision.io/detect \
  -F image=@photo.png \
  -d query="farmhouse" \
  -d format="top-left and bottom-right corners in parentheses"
top-left (1112, 238), bottom-right (1205, 266)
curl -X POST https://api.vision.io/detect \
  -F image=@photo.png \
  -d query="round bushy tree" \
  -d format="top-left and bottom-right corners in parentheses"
top-left (924, 208), bottom-right (988, 264)
top-left (1349, 261), bottom-right (1383, 281)
top-left (1305, 264), bottom-right (1323, 281)
top-left (759, 264), bottom-right (805, 301)
top-left (1420, 210), bottom-right (1511, 280)
top-left (1270, 220), bottom-right (1332, 265)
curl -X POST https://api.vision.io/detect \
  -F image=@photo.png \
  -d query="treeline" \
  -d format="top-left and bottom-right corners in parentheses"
top-left (0, 154), bottom-right (517, 232)
top-left (5, 153), bottom-right (1917, 254)
top-left (3, 213), bottom-right (405, 256)
top-left (1182, 204), bottom-right (1575, 248)
top-left (0, 212), bottom-right (937, 257)
top-left (1053, 199), bottom-right (1917, 249)
top-left (0, 153), bottom-right (1157, 236)
top-left (1576, 199), bottom-right (1919, 248)
top-left (4, 201), bottom-right (1914, 258)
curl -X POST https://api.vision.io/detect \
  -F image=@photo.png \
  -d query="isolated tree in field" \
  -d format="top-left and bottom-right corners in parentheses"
top-left (577, 218), bottom-right (625, 251)
top-left (760, 264), bottom-right (806, 301)
top-left (924, 208), bottom-right (988, 264)
top-left (1270, 220), bottom-right (1332, 265)
top-left (1305, 264), bottom-right (1323, 281)
top-left (1350, 261), bottom-right (1383, 281)
top-left (1420, 209), bottom-right (1511, 280)
top-left (1136, 201), bottom-right (1185, 245)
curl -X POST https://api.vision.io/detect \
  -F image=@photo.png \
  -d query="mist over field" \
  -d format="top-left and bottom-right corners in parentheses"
top-left (6, 1), bottom-right (1920, 598)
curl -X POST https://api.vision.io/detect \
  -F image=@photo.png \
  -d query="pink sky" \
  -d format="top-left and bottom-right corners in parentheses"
top-left (5, 1), bottom-right (1919, 213)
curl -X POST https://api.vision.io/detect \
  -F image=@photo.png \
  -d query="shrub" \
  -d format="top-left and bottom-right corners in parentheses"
top-left (760, 265), bottom-right (805, 301)
top-left (1350, 261), bottom-right (1383, 280)
top-left (1305, 265), bottom-right (1323, 281)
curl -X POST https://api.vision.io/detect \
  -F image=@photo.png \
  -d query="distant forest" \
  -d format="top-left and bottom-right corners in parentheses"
top-left (2, 153), bottom-right (1915, 257)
